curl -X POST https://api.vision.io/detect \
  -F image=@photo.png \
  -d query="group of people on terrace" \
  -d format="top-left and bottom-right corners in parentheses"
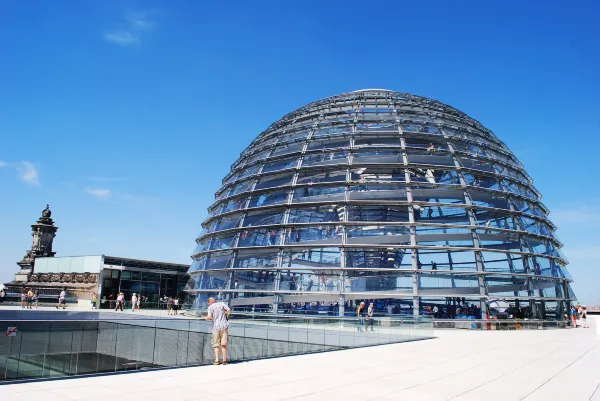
top-left (20, 288), bottom-right (39, 309)
top-left (570, 305), bottom-right (589, 328)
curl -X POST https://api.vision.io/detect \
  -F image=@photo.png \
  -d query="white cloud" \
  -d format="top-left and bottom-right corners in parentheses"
top-left (17, 161), bottom-right (40, 185)
top-left (0, 161), bottom-right (6, 167)
top-left (85, 188), bottom-right (112, 198)
top-left (103, 10), bottom-right (156, 47)
top-left (103, 31), bottom-right (139, 46)
top-left (126, 13), bottom-right (154, 30)
top-left (84, 188), bottom-right (157, 203)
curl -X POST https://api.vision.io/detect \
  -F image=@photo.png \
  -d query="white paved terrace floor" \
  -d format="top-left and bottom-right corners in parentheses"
top-left (1, 317), bottom-right (599, 401)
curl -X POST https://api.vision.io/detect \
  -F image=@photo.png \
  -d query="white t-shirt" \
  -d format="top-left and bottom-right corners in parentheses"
top-left (59, 291), bottom-right (66, 300)
top-left (117, 295), bottom-right (123, 302)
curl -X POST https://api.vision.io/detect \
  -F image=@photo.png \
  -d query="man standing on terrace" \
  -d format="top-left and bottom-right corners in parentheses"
top-left (206, 297), bottom-right (231, 365)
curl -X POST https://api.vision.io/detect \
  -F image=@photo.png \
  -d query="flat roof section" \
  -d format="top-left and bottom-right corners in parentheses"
top-left (104, 255), bottom-right (189, 273)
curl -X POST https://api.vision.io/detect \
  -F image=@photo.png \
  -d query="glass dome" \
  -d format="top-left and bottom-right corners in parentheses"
top-left (186, 89), bottom-right (574, 320)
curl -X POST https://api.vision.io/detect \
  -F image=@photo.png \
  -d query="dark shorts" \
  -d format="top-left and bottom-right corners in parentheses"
top-left (59, 298), bottom-right (66, 304)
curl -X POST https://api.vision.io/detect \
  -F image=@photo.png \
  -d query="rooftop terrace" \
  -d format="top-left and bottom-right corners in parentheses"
top-left (1, 315), bottom-right (598, 401)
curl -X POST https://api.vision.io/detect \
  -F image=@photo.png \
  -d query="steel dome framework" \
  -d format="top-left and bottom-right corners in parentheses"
top-left (186, 89), bottom-right (574, 319)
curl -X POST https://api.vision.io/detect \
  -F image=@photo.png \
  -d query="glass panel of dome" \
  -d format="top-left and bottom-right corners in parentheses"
top-left (347, 205), bottom-right (408, 222)
top-left (484, 275), bottom-right (528, 293)
top-left (404, 136), bottom-right (448, 150)
top-left (346, 226), bottom-right (410, 245)
top-left (205, 251), bottom-right (233, 270)
top-left (236, 164), bottom-right (261, 180)
top-left (238, 227), bottom-right (281, 247)
top-left (280, 272), bottom-right (341, 292)
top-left (232, 270), bottom-right (277, 291)
top-left (313, 126), bottom-right (351, 138)
top-left (422, 205), bottom-right (469, 224)
top-left (468, 189), bottom-right (509, 209)
top-left (242, 209), bottom-right (284, 227)
top-left (194, 272), bottom-right (230, 290)
top-left (307, 138), bottom-right (350, 151)
top-left (352, 149), bottom-right (403, 164)
top-left (192, 240), bottom-right (211, 255)
top-left (219, 197), bottom-right (247, 214)
top-left (209, 234), bottom-right (237, 250)
top-left (297, 169), bottom-right (347, 184)
top-left (419, 275), bottom-right (480, 293)
top-left (411, 186), bottom-right (465, 204)
top-left (188, 256), bottom-right (207, 273)
top-left (248, 190), bottom-right (288, 208)
top-left (284, 226), bottom-right (342, 245)
top-left (279, 130), bottom-right (310, 142)
top-left (244, 149), bottom-right (272, 165)
top-left (350, 167), bottom-right (408, 183)
top-left (354, 136), bottom-right (401, 147)
top-left (347, 184), bottom-right (408, 201)
top-left (480, 251), bottom-right (525, 273)
top-left (344, 271), bottom-right (413, 292)
top-left (215, 214), bottom-right (244, 231)
top-left (345, 248), bottom-right (413, 269)
top-left (302, 151), bottom-right (349, 166)
top-left (400, 121), bottom-right (420, 132)
top-left (226, 179), bottom-right (254, 197)
top-left (233, 250), bottom-right (278, 268)
top-left (415, 225), bottom-right (472, 236)
top-left (250, 136), bottom-right (279, 151)
top-left (292, 185), bottom-right (345, 203)
top-left (415, 250), bottom-right (454, 271)
top-left (261, 157), bottom-right (298, 173)
top-left (458, 155), bottom-right (495, 172)
top-left (472, 209), bottom-right (516, 229)
top-left (519, 215), bottom-right (540, 234)
top-left (416, 231), bottom-right (474, 247)
top-left (198, 221), bottom-right (217, 237)
top-left (254, 173), bottom-right (294, 190)
top-left (409, 168), bottom-right (460, 185)
top-left (478, 232), bottom-right (521, 252)
top-left (270, 141), bottom-right (305, 157)
top-left (417, 125), bottom-right (441, 134)
top-left (288, 206), bottom-right (344, 223)
top-left (406, 148), bottom-right (455, 167)
top-left (521, 236), bottom-right (547, 254)
top-left (282, 248), bottom-right (341, 268)
top-left (417, 249), bottom-right (478, 271)
top-left (532, 256), bottom-right (553, 275)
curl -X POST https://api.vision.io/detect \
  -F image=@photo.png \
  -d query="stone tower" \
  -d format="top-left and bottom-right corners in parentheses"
top-left (14, 204), bottom-right (58, 282)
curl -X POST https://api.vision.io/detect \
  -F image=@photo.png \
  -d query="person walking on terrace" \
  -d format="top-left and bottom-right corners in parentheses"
top-left (579, 305), bottom-right (589, 328)
top-left (167, 297), bottom-right (174, 315)
top-left (357, 301), bottom-right (366, 332)
top-left (56, 288), bottom-right (67, 309)
top-left (131, 293), bottom-right (138, 312)
top-left (115, 292), bottom-right (124, 312)
top-left (26, 288), bottom-right (34, 309)
top-left (206, 297), bottom-right (231, 365)
top-left (366, 302), bottom-right (375, 332)
top-left (33, 291), bottom-right (39, 309)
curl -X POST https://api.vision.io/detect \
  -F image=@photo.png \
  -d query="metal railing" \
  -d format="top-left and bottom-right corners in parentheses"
top-left (0, 314), bottom-right (433, 382)
top-left (432, 319), bottom-right (569, 330)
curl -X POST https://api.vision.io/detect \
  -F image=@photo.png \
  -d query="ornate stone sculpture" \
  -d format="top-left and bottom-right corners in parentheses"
top-left (15, 204), bottom-right (58, 279)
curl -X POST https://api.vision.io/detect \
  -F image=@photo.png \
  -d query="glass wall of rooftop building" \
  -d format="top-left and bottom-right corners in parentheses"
top-left (186, 89), bottom-right (574, 320)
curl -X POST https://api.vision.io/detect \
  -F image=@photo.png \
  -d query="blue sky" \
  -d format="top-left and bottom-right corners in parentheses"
top-left (1, 1), bottom-right (598, 304)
